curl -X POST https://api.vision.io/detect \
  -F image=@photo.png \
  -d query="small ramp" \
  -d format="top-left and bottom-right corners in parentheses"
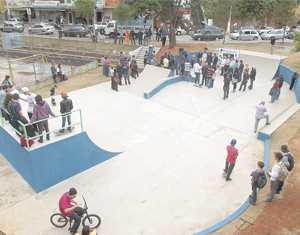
top-left (122, 65), bottom-right (171, 97)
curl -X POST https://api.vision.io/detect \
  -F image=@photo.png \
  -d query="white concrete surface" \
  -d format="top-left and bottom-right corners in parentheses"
top-left (0, 51), bottom-right (297, 235)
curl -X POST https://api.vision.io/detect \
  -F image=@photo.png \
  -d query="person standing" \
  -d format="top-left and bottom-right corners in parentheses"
top-left (254, 101), bottom-right (270, 133)
top-left (29, 95), bottom-right (56, 143)
top-left (213, 53), bottom-right (218, 68)
top-left (207, 52), bottom-right (212, 66)
top-left (103, 57), bottom-right (110, 77)
top-left (101, 55), bottom-right (105, 75)
top-left (138, 29), bottom-right (143, 45)
top-left (223, 73), bottom-right (231, 100)
top-left (119, 29), bottom-right (124, 44)
top-left (1, 75), bottom-right (13, 88)
top-left (123, 62), bottom-right (130, 85)
top-left (190, 52), bottom-right (195, 68)
top-left (232, 68), bottom-right (239, 93)
top-left (264, 152), bottom-right (282, 203)
top-left (202, 51), bottom-right (207, 65)
top-left (0, 84), bottom-right (9, 120)
top-left (224, 56), bottom-right (230, 74)
top-left (143, 55), bottom-right (149, 67)
top-left (51, 63), bottom-right (58, 84)
top-left (201, 62), bottom-right (208, 87)
top-left (194, 61), bottom-right (201, 85)
top-left (270, 36), bottom-right (275, 55)
top-left (276, 73), bottom-right (284, 100)
top-left (238, 60), bottom-right (244, 82)
top-left (130, 28), bottom-right (135, 45)
top-left (248, 66), bottom-right (257, 90)
top-left (10, 93), bottom-right (23, 136)
top-left (239, 68), bottom-right (249, 91)
top-left (163, 57), bottom-right (169, 69)
top-left (129, 55), bottom-right (135, 78)
top-left (276, 145), bottom-right (294, 194)
top-left (176, 53), bottom-right (184, 75)
top-left (60, 92), bottom-right (73, 133)
top-left (197, 50), bottom-right (203, 65)
top-left (206, 64), bottom-right (215, 88)
top-left (125, 31), bottom-right (130, 44)
top-left (289, 69), bottom-right (299, 91)
top-left (223, 139), bottom-right (238, 181)
top-left (116, 61), bottom-right (123, 85)
top-left (249, 161), bottom-right (265, 206)
top-left (269, 78), bottom-right (280, 103)
top-left (132, 61), bottom-right (138, 79)
top-left (113, 29), bottom-right (118, 44)
top-left (220, 56), bottom-right (226, 75)
top-left (184, 59), bottom-right (191, 82)
top-left (162, 27), bottom-right (167, 46)
top-left (20, 87), bottom-right (38, 133)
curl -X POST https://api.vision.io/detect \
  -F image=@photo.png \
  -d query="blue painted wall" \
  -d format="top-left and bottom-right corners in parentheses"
top-left (0, 127), bottom-right (121, 192)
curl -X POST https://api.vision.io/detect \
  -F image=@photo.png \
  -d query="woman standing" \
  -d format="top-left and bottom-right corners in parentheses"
top-left (232, 67), bottom-right (239, 93)
top-left (191, 52), bottom-right (195, 68)
top-left (184, 59), bottom-right (191, 82)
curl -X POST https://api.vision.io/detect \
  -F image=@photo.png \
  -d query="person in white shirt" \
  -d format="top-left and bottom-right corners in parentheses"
top-left (194, 61), bottom-right (202, 85)
top-left (254, 101), bottom-right (270, 133)
top-left (229, 57), bottom-right (235, 68)
top-left (184, 59), bottom-right (191, 82)
top-left (264, 152), bottom-right (282, 203)
top-left (202, 51), bottom-right (207, 64)
top-left (20, 87), bottom-right (38, 132)
top-left (220, 56), bottom-right (226, 75)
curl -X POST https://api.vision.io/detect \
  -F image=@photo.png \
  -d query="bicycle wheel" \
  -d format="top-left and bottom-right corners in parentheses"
top-left (50, 213), bottom-right (68, 227)
top-left (82, 214), bottom-right (101, 228)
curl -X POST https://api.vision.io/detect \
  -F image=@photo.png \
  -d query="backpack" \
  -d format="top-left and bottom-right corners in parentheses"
top-left (286, 152), bottom-right (294, 171)
top-left (256, 173), bottom-right (267, 189)
top-left (277, 162), bottom-right (288, 181)
top-left (20, 134), bottom-right (34, 147)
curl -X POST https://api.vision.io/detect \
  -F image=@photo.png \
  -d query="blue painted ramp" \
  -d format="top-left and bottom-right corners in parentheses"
top-left (0, 127), bottom-right (121, 193)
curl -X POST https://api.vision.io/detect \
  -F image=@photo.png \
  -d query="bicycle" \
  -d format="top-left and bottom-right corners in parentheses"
top-left (50, 196), bottom-right (101, 231)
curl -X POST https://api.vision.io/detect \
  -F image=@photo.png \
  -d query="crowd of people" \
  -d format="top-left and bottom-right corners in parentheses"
top-left (0, 76), bottom-right (75, 146)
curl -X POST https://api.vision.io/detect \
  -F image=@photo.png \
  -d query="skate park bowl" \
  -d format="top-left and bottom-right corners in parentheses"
top-left (0, 49), bottom-right (299, 234)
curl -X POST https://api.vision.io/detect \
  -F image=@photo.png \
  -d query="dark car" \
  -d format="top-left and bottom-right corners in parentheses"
top-left (192, 28), bottom-right (223, 41)
top-left (60, 26), bottom-right (90, 37)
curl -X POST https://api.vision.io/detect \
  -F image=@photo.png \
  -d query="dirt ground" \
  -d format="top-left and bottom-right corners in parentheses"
top-left (32, 42), bottom-right (300, 235)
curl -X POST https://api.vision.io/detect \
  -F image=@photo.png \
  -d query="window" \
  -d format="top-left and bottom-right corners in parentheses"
top-left (213, 31), bottom-right (221, 34)
top-left (251, 31), bottom-right (257, 34)
top-left (244, 31), bottom-right (250, 35)
top-left (107, 23), bottom-right (114, 27)
top-left (204, 31), bottom-right (211, 35)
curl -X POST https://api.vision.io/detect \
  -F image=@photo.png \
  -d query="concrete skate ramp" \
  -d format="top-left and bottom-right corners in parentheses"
top-left (122, 65), bottom-right (170, 97)
top-left (0, 127), bottom-right (121, 193)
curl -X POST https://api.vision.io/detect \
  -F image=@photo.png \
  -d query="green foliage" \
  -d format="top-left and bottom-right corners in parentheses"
top-left (272, 0), bottom-right (297, 26)
top-left (113, 4), bottom-right (131, 23)
top-left (236, 0), bottom-right (275, 19)
top-left (292, 31), bottom-right (300, 52)
top-left (74, 0), bottom-right (94, 19)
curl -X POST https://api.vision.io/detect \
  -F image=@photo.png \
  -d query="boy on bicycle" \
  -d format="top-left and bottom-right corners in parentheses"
top-left (59, 188), bottom-right (84, 235)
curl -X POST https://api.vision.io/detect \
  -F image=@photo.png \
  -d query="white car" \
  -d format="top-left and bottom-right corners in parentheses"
top-left (176, 26), bottom-right (186, 35)
top-left (229, 30), bottom-right (259, 41)
top-left (258, 27), bottom-right (274, 35)
top-left (28, 23), bottom-right (55, 34)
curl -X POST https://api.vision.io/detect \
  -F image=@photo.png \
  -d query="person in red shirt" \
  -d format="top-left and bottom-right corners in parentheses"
top-left (223, 139), bottom-right (239, 181)
top-left (59, 188), bottom-right (84, 235)
top-left (269, 77), bottom-right (280, 103)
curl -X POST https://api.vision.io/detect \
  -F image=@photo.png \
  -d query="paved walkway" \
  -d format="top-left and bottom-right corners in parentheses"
top-left (0, 51), bottom-right (297, 235)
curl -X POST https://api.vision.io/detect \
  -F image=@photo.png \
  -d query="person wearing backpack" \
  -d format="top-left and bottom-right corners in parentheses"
top-left (264, 152), bottom-right (284, 203)
top-left (249, 161), bottom-right (266, 206)
top-left (276, 145), bottom-right (294, 194)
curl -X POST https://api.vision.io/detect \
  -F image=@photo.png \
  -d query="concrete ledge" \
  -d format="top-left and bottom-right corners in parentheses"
top-left (258, 103), bottom-right (300, 141)
top-left (0, 127), bottom-right (121, 193)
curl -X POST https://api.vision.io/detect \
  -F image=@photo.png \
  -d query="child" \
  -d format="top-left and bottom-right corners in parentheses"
top-left (50, 84), bottom-right (57, 106)
top-left (76, 225), bottom-right (97, 235)
top-left (249, 161), bottom-right (265, 206)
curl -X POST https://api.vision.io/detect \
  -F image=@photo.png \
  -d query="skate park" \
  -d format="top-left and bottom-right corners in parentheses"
top-left (0, 49), bottom-right (299, 235)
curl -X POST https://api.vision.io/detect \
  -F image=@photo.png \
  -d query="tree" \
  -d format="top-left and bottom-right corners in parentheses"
top-left (74, 0), bottom-right (94, 23)
top-left (113, 3), bottom-right (131, 27)
top-left (236, 0), bottom-right (275, 19)
top-left (273, 0), bottom-right (297, 42)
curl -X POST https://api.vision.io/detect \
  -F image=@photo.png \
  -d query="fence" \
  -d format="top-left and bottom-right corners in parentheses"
top-left (0, 108), bottom-right (83, 151)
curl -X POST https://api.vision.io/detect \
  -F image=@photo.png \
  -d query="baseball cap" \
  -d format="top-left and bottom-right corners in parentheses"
top-left (21, 87), bottom-right (29, 93)
top-left (2, 84), bottom-right (9, 90)
top-left (230, 139), bottom-right (237, 146)
top-left (61, 92), bottom-right (67, 97)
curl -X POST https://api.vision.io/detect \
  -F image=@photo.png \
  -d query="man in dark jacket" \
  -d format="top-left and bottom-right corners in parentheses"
top-left (249, 161), bottom-right (265, 206)
top-left (239, 68), bottom-right (249, 91)
top-left (116, 62), bottom-right (123, 85)
top-left (130, 28), bottom-right (135, 45)
top-left (51, 63), bottom-right (58, 84)
top-left (248, 66), bottom-right (257, 90)
top-left (276, 73), bottom-right (284, 100)
top-left (201, 62), bottom-right (209, 87)
top-left (207, 53), bottom-right (212, 66)
top-left (238, 60), bottom-right (244, 82)
top-left (213, 53), bottom-right (218, 68)
top-left (60, 92), bottom-right (73, 133)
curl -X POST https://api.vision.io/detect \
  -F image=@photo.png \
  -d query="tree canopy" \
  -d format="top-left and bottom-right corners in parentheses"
top-left (74, 0), bottom-right (94, 19)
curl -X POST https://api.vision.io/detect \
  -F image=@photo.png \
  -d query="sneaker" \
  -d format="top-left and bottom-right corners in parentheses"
top-left (59, 130), bottom-right (65, 133)
top-left (266, 123), bottom-right (270, 125)
top-left (249, 199), bottom-right (256, 206)
top-left (38, 139), bottom-right (43, 143)
top-left (46, 135), bottom-right (50, 140)
top-left (223, 169), bottom-right (227, 174)
top-left (263, 199), bottom-right (272, 203)
top-left (226, 178), bottom-right (232, 181)
top-left (275, 191), bottom-right (280, 194)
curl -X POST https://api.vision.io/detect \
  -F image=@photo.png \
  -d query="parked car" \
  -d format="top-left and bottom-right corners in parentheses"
top-left (60, 26), bottom-right (90, 37)
top-left (287, 27), bottom-right (300, 39)
top-left (4, 18), bottom-right (24, 26)
top-left (192, 28), bottom-right (223, 41)
top-left (261, 30), bottom-right (285, 40)
top-left (28, 23), bottom-right (55, 34)
top-left (275, 26), bottom-right (290, 32)
top-left (257, 26), bottom-right (274, 35)
top-left (176, 26), bottom-right (186, 35)
top-left (229, 29), bottom-right (259, 41)
top-left (0, 22), bottom-right (24, 33)
top-left (94, 21), bottom-right (107, 31)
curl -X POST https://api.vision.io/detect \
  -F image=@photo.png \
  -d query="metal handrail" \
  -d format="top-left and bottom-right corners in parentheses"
top-left (0, 108), bottom-right (83, 151)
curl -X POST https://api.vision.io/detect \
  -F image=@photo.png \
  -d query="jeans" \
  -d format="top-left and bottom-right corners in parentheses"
top-left (162, 37), bottom-right (166, 46)
top-left (138, 38), bottom-right (142, 45)
top-left (220, 67), bottom-right (224, 75)
top-left (224, 160), bottom-right (235, 180)
top-left (195, 72), bottom-right (200, 84)
top-left (52, 74), bottom-right (57, 83)
top-left (124, 73), bottom-right (130, 85)
top-left (276, 88), bottom-right (281, 100)
top-left (249, 78), bottom-right (254, 89)
top-left (223, 86), bottom-right (229, 98)
top-left (143, 39), bottom-right (146, 46)
top-left (268, 180), bottom-right (278, 201)
top-left (201, 74), bottom-right (206, 85)
top-left (254, 114), bottom-right (269, 132)
top-left (68, 207), bottom-right (85, 233)
top-left (184, 71), bottom-right (190, 82)
top-left (191, 60), bottom-right (195, 68)
top-left (119, 36), bottom-right (124, 44)
top-left (238, 72), bottom-right (242, 82)
top-left (104, 65), bottom-right (109, 77)
top-left (62, 115), bottom-right (71, 132)
top-left (131, 37), bottom-right (135, 45)
top-left (271, 90), bottom-right (277, 102)
top-left (176, 64), bottom-right (181, 75)
top-left (239, 81), bottom-right (248, 91)
top-left (207, 78), bottom-right (212, 88)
